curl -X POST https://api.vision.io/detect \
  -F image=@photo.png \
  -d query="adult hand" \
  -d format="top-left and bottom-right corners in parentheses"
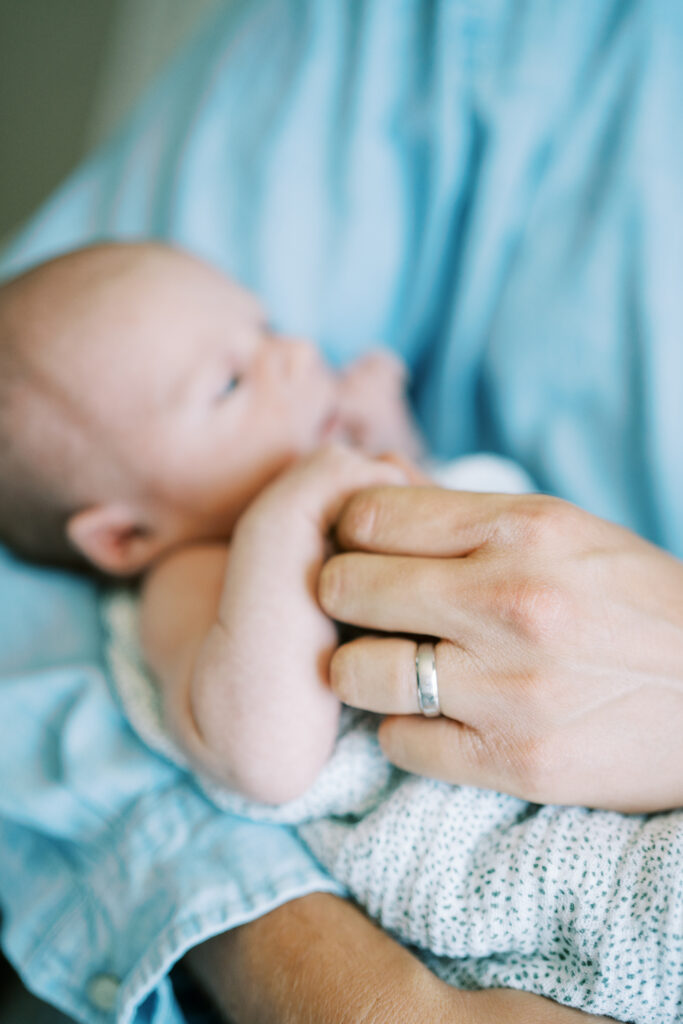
top-left (319, 487), bottom-right (683, 812)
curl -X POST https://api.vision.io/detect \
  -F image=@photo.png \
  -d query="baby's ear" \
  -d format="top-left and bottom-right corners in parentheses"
top-left (66, 503), bottom-right (163, 576)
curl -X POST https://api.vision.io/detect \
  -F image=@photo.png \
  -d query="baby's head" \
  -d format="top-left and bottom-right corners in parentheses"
top-left (0, 242), bottom-right (338, 575)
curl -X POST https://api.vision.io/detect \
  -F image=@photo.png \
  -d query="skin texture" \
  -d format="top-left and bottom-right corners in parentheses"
top-left (319, 485), bottom-right (683, 812)
top-left (185, 893), bottom-right (613, 1024)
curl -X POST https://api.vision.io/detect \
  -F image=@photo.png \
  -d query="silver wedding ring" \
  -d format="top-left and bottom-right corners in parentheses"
top-left (415, 641), bottom-right (441, 717)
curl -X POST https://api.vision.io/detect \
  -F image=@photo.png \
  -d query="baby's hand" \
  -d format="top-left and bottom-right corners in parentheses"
top-left (336, 350), bottom-right (424, 460)
top-left (193, 445), bottom-right (407, 803)
top-left (235, 440), bottom-right (408, 537)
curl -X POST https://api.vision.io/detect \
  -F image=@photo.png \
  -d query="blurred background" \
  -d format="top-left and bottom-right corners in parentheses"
top-left (0, 0), bottom-right (219, 242)
top-left (0, 5), bottom-right (220, 1017)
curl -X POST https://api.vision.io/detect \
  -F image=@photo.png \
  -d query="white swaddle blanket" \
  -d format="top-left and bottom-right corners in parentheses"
top-left (102, 456), bottom-right (683, 1024)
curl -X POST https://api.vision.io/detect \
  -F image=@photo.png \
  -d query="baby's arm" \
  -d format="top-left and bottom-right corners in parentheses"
top-left (140, 445), bottom-right (405, 803)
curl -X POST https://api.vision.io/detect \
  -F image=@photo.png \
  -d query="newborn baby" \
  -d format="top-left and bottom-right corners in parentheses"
top-left (0, 241), bottom-right (421, 575)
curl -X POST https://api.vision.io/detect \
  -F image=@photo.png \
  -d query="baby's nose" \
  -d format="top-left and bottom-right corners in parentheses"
top-left (279, 336), bottom-right (325, 379)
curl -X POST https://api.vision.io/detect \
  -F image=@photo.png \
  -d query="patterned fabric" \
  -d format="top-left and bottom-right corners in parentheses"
top-left (304, 776), bottom-right (683, 1024)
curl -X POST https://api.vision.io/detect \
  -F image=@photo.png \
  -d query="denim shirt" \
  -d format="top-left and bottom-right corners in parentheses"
top-left (2, 1), bottom-right (683, 1020)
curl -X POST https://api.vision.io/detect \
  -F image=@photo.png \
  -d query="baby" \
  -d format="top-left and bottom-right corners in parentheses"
top-left (0, 241), bottom-right (422, 575)
top-left (0, 241), bottom-right (674, 1024)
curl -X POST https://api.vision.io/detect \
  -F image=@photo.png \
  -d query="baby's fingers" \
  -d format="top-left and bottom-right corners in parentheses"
top-left (300, 444), bottom-right (410, 529)
top-left (249, 444), bottom-right (409, 533)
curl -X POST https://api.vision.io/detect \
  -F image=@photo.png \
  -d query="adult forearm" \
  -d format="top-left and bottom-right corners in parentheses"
top-left (184, 893), bottom-right (461, 1024)
top-left (184, 893), bottom-right (614, 1024)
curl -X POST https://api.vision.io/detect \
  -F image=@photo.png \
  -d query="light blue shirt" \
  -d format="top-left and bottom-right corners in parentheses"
top-left (2, 1), bottom-right (682, 1020)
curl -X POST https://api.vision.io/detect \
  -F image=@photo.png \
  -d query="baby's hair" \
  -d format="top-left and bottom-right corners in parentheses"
top-left (0, 268), bottom-right (87, 570)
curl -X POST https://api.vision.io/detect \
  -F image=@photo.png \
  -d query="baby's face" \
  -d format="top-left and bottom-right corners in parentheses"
top-left (31, 246), bottom-right (340, 554)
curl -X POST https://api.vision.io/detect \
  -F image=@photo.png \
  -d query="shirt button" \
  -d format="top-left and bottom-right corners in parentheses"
top-left (87, 973), bottom-right (120, 1012)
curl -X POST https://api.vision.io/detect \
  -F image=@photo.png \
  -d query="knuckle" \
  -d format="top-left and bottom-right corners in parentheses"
top-left (490, 576), bottom-right (568, 643)
top-left (498, 495), bottom-right (575, 550)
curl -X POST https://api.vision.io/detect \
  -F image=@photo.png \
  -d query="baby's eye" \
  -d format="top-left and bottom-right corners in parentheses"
top-left (216, 375), bottom-right (242, 401)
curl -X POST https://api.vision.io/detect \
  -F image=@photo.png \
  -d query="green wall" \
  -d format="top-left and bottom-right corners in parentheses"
top-left (0, 1), bottom-right (117, 238)
top-left (0, 0), bottom-right (218, 241)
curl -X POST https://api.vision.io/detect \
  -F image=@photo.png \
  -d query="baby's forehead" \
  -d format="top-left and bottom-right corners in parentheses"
top-left (5, 244), bottom-right (268, 407)
top-left (1, 250), bottom-right (134, 364)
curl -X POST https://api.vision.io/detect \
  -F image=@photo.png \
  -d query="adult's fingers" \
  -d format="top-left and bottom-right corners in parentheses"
top-left (330, 636), bottom-right (422, 714)
top-left (319, 551), bottom-right (486, 639)
top-left (335, 486), bottom-right (515, 556)
top-left (376, 715), bottom-right (523, 794)
top-left (330, 636), bottom-right (504, 726)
